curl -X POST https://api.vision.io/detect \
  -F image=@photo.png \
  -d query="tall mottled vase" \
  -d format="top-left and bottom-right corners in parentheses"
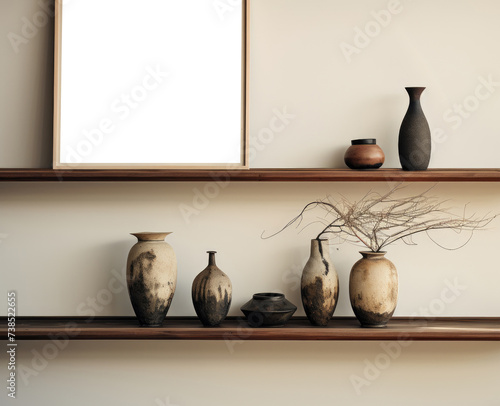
top-left (398, 87), bottom-right (431, 171)
top-left (349, 251), bottom-right (398, 328)
top-left (192, 251), bottom-right (232, 327)
top-left (126, 232), bottom-right (177, 327)
top-left (301, 239), bottom-right (339, 326)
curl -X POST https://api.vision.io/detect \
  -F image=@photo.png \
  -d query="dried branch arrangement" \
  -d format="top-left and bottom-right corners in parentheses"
top-left (265, 186), bottom-right (496, 252)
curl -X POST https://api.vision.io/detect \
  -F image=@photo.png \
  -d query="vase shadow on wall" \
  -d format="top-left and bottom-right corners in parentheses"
top-left (278, 250), bottom-right (305, 315)
top-left (76, 240), bottom-right (134, 317)
top-left (331, 146), bottom-right (347, 168)
top-left (103, 240), bottom-right (138, 316)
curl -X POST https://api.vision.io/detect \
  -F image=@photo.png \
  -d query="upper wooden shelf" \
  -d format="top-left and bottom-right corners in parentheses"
top-left (0, 168), bottom-right (500, 182)
top-left (3, 317), bottom-right (500, 341)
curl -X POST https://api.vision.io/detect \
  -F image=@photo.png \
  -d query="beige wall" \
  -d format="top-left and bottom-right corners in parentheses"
top-left (1, 0), bottom-right (499, 405)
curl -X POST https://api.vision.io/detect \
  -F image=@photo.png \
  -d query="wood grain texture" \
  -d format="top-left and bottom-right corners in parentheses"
top-left (2, 317), bottom-right (499, 341)
top-left (1, 168), bottom-right (500, 182)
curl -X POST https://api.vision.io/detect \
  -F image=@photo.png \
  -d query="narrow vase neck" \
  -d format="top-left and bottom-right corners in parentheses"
top-left (360, 251), bottom-right (387, 259)
top-left (311, 239), bottom-right (330, 258)
top-left (406, 87), bottom-right (425, 102)
top-left (207, 251), bottom-right (217, 266)
top-left (131, 232), bottom-right (171, 241)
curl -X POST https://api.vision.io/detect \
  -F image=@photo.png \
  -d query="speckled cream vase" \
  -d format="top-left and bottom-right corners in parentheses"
top-left (301, 239), bottom-right (339, 326)
top-left (349, 251), bottom-right (398, 328)
top-left (126, 232), bottom-right (177, 327)
top-left (192, 251), bottom-right (232, 327)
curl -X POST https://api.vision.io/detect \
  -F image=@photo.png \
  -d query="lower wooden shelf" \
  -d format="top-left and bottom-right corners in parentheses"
top-left (2, 317), bottom-right (500, 341)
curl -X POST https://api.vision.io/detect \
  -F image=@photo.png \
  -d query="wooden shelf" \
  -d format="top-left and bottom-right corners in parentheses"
top-left (0, 168), bottom-right (500, 182)
top-left (2, 317), bottom-right (499, 341)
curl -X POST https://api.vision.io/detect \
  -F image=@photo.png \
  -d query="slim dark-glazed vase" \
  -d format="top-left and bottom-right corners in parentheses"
top-left (192, 251), bottom-right (232, 327)
top-left (398, 87), bottom-right (431, 171)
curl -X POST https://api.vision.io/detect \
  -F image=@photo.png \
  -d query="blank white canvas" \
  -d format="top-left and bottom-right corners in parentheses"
top-left (58, 0), bottom-right (244, 166)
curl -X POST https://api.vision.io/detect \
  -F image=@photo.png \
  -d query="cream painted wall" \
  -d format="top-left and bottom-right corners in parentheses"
top-left (1, 1), bottom-right (499, 405)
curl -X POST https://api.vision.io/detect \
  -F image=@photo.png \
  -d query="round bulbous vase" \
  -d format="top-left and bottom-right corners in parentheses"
top-left (344, 139), bottom-right (385, 170)
top-left (349, 251), bottom-right (398, 328)
top-left (192, 251), bottom-right (232, 327)
top-left (301, 239), bottom-right (339, 326)
top-left (126, 232), bottom-right (177, 327)
top-left (398, 87), bottom-right (432, 171)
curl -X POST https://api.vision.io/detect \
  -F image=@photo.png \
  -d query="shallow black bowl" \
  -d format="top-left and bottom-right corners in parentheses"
top-left (241, 293), bottom-right (297, 327)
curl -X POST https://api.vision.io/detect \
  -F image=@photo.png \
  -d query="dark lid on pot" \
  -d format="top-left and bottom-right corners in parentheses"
top-left (351, 139), bottom-right (376, 145)
top-left (252, 293), bottom-right (284, 301)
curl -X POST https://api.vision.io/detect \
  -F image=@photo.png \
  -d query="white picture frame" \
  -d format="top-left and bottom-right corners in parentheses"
top-left (53, 0), bottom-right (248, 169)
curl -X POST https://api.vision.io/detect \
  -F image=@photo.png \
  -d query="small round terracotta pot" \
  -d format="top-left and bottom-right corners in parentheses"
top-left (344, 139), bottom-right (385, 170)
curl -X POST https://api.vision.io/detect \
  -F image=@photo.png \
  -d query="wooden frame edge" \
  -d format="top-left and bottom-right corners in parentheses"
top-left (53, 0), bottom-right (63, 169)
top-left (242, 0), bottom-right (250, 169)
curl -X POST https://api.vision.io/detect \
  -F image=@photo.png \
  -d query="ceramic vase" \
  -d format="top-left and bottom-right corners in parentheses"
top-left (241, 293), bottom-right (297, 327)
top-left (301, 239), bottom-right (339, 326)
top-left (344, 139), bottom-right (385, 170)
top-left (192, 251), bottom-right (232, 327)
top-left (126, 232), bottom-right (177, 327)
top-left (349, 251), bottom-right (398, 328)
top-left (398, 87), bottom-right (432, 171)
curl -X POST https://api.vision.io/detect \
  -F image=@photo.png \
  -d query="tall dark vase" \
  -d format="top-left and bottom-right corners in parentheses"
top-left (398, 87), bottom-right (431, 171)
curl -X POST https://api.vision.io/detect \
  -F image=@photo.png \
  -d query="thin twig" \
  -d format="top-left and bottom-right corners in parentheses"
top-left (265, 186), bottom-right (497, 252)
